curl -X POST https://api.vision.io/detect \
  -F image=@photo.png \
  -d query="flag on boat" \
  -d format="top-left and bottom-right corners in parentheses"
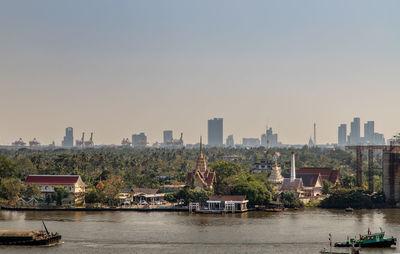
top-left (368, 228), bottom-right (371, 235)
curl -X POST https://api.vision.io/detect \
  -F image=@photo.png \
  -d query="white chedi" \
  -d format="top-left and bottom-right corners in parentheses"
top-left (269, 160), bottom-right (284, 184)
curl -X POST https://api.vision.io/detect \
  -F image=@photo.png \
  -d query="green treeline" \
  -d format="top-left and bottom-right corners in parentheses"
top-left (0, 146), bottom-right (384, 208)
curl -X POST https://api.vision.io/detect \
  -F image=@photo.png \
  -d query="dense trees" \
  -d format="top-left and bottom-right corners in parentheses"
top-left (320, 188), bottom-right (386, 209)
top-left (0, 178), bottom-right (22, 202)
top-left (0, 146), bottom-right (359, 189)
top-left (0, 146), bottom-right (380, 206)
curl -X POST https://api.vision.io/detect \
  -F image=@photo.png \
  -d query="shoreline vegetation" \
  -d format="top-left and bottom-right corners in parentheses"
top-left (0, 147), bottom-right (388, 210)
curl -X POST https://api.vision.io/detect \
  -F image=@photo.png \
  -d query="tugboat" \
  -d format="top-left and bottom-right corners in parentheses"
top-left (320, 233), bottom-right (361, 254)
top-left (334, 228), bottom-right (396, 248)
top-left (0, 221), bottom-right (61, 246)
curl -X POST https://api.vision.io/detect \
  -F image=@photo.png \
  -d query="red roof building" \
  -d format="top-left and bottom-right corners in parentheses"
top-left (24, 175), bottom-right (86, 194)
top-left (296, 173), bottom-right (323, 196)
top-left (297, 168), bottom-right (342, 185)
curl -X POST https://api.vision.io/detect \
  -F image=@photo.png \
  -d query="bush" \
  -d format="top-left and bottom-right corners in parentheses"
top-left (319, 188), bottom-right (386, 209)
top-left (164, 193), bottom-right (177, 202)
top-left (280, 192), bottom-right (304, 208)
top-left (175, 186), bottom-right (212, 205)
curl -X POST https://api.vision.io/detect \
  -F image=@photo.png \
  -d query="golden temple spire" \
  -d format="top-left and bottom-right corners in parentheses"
top-left (199, 136), bottom-right (203, 156)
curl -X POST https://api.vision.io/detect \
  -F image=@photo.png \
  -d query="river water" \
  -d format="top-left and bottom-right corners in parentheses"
top-left (0, 209), bottom-right (399, 254)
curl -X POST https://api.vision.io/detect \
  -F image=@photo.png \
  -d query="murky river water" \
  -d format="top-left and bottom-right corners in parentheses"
top-left (0, 209), bottom-right (400, 254)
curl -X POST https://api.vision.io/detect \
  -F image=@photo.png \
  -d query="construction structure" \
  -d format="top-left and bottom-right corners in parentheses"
top-left (163, 132), bottom-right (184, 148)
top-left (121, 138), bottom-right (132, 147)
top-left (84, 132), bottom-right (94, 148)
top-left (29, 138), bottom-right (41, 148)
top-left (346, 142), bottom-right (400, 205)
top-left (11, 138), bottom-right (26, 147)
top-left (75, 132), bottom-right (94, 148)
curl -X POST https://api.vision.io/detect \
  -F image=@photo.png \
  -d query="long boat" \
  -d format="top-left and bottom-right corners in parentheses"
top-left (334, 229), bottom-right (396, 248)
top-left (0, 221), bottom-right (61, 246)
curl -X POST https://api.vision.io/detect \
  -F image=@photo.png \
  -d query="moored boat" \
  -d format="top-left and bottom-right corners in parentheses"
top-left (0, 221), bottom-right (61, 246)
top-left (334, 228), bottom-right (396, 248)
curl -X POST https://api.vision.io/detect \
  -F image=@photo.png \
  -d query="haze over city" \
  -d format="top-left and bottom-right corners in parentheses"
top-left (1, 1), bottom-right (399, 145)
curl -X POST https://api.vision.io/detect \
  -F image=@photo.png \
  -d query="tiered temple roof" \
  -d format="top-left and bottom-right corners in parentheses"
top-left (186, 137), bottom-right (216, 189)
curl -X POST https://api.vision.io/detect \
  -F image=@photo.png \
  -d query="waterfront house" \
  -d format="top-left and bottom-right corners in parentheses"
top-left (23, 175), bottom-right (86, 204)
top-left (130, 188), bottom-right (165, 205)
top-left (206, 195), bottom-right (248, 213)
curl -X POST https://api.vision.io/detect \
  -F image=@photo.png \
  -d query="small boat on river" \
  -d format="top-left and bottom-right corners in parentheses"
top-left (321, 233), bottom-right (361, 254)
top-left (334, 228), bottom-right (396, 248)
top-left (0, 221), bottom-right (61, 246)
top-left (320, 246), bottom-right (360, 254)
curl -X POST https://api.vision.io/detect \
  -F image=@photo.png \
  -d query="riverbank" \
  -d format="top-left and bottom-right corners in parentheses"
top-left (0, 206), bottom-right (189, 212)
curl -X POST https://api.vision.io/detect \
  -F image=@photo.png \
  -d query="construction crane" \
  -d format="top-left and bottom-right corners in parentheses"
top-left (76, 132), bottom-right (85, 147)
top-left (29, 138), bottom-right (40, 147)
top-left (84, 132), bottom-right (94, 147)
top-left (121, 138), bottom-right (132, 146)
top-left (12, 138), bottom-right (26, 147)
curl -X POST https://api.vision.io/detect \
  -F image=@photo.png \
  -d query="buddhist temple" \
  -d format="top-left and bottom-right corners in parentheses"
top-left (186, 137), bottom-right (216, 189)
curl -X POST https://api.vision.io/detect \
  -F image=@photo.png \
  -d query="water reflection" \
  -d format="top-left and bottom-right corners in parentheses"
top-left (0, 209), bottom-right (399, 254)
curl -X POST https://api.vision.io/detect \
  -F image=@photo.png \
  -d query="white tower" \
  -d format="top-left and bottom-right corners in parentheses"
top-left (290, 151), bottom-right (296, 182)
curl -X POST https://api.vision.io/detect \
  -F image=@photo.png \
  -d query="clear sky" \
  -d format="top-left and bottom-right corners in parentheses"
top-left (1, 1), bottom-right (399, 145)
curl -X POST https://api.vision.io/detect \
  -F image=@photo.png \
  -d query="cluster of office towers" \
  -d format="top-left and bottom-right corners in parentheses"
top-left (338, 117), bottom-right (385, 146)
top-left (129, 117), bottom-right (279, 148)
top-left (61, 118), bottom-right (280, 148)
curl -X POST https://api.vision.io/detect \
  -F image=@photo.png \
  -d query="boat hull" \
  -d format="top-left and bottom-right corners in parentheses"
top-left (0, 235), bottom-right (61, 246)
top-left (335, 238), bottom-right (396, 248)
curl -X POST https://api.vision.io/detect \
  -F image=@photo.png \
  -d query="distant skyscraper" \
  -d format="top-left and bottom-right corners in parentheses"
top-left (132, 133), bottom-right (147, 148)
top-left (350, 117), bottom-right (361, 145)
top-left (261, 127), bottom-right (278, 147)
top-left (364, 121), bottom-right (375, 144)
top-left (62, 127), bottom-right (74, 147)
top-left (338, 124), bottom-right (347, 146)
top-left (208, 118), bottom-right (223, 146)
top-left (163, 130), bottom-right (173, 144)
top-left (226, 135), bottom-right (234, 147)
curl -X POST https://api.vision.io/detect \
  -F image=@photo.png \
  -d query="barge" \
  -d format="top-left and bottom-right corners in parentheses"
top-left (0, 222), bottom-right (61, 246)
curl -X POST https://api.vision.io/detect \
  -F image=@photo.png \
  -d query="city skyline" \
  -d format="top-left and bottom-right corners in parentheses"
top-left (0, 115), bottom-right (390, 147)
top-left (1, 1), bottom-right (400, 145)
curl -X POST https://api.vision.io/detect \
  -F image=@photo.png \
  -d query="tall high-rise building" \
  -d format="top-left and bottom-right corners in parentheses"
top-left (62, 127), bottom-right (74, 147)
top-left (349, 117), bottom-right (361, 145)
top-left (261, 127), bottom-right (278, 147)
top-left (163, 130), bottom-right (173, 144)
top-left (338, 124), bottom-right (347, 146)
top-left (226, 135), bottom-right (234, 147)
top-left (208, 118), bottom-right (223, 146)
top-left (364, 121), bottom-right (375, 144)
top-left (132, 133), bottom-right (147, 148)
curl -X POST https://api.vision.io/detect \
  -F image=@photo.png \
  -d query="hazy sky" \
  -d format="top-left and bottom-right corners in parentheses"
top-left (1, 1), bottom-right (400, 145)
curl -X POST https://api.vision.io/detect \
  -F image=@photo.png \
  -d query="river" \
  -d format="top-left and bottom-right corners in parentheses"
top-left (0, 209), bottom-right (399, 254)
